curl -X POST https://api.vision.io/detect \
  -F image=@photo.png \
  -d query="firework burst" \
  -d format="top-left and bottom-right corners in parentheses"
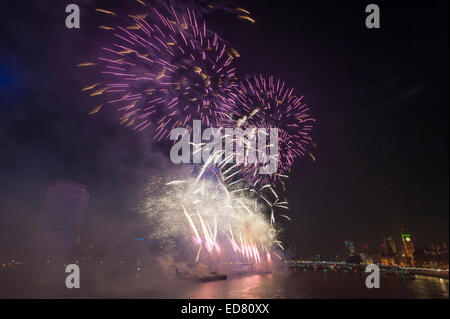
top-left (141, 173), bottom-right (283, 265)
top-left (221, 74), bottom-right (316, 187)
top-left (81, 3), bottom-right (239, 140)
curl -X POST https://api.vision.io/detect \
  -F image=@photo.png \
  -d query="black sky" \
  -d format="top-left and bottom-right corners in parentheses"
top-left (0, 0), bottom-right (448, 257)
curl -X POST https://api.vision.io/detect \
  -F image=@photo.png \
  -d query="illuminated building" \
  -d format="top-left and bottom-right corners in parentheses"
top-left (360, 253), bottom-right (373, 264)
top-left (381, 234), bottom-right (399, 265)
top-left (31, 179), bottom-right (89, 259)
top-left (380, 254), bottom-right (396, 266)
top-left (345, 240), bottom-right (356, 257)
top-left (413, 242), bottom-right (450, 268)
top-left (401, 228), bottom-right (415, 264)
top-left (369, 249), bottom-right (382, 264)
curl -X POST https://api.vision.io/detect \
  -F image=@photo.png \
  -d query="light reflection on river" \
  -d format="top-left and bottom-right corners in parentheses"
top-left (138, 270), bottom-right (449, 299)
top-left (1, 267), bottom-right (448, 299)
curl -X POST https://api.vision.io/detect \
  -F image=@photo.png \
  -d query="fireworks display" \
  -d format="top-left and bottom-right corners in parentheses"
top-left (81, 2), bottom-right (239, 140)
top-left (79, 1), bottom-right (315, 267)
top-left (221, 74), bottom-right (316, 187)
top-left (141, 175), bottom-right (281, 265)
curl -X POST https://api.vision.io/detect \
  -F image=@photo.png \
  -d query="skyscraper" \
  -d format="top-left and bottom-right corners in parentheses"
top-left (345, 240), bottom-right (356, 257)
top-left (31, 179), bottom-right (89, 259)
top-left (383, 234), bottom-right (398, 255)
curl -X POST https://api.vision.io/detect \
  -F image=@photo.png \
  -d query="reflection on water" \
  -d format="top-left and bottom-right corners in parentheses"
top-left (161, 271), bottom-right (449, 299)
top-left (1, 266), bottom-right (448, 299)
top-left (188, 274), bottom-right (274, 299)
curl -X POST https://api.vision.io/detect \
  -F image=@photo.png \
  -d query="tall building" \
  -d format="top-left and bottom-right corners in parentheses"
top-left (383, 234), bottom-right (398, 255)
top-left (31, 179), bottom-right (89, 259)
top-left (345, 240), bottom-right (356, 257)
top-left (401, 228), bottom-right (415, 260)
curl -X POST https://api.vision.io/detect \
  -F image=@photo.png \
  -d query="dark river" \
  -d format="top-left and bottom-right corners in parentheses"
top-left (1, 266), bottom-right (448, 299)
top-left (136, 271), bottom-right (449, 299)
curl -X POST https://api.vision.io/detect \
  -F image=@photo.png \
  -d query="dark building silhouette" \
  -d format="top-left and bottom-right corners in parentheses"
top-left (383, 234), bottom-right (398, 255)
top-left (31, 179), bottom-right (89, 260)
top-left (345, 240), bottom-right (356, 257)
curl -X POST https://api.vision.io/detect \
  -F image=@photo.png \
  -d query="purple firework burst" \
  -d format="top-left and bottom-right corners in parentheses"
top-left (223, 74), bottom-right (315, 187)
top-left (82, 5), bottom-right (239, 141)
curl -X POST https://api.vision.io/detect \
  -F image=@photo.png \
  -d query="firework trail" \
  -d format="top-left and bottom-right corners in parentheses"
top-left (218, 74), bottom-right (316, 187)
top-left (80, 1), bottom-right (242, 140)
top-left (191, 142), bottom-right (292, 227)
top-left (156, 0), bottom-right (256, 21)
top-left (141, 173), bottom-right (282, 266)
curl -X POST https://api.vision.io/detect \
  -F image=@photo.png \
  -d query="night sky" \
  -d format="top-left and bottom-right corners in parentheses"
top-left (0, 0), bottom-right (448, 257)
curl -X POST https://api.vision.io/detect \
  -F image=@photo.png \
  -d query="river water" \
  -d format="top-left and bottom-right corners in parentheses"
top-left (1, 267), bottom-right (448, 299)
top-left (137, 270), bottom-right (449, 299)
